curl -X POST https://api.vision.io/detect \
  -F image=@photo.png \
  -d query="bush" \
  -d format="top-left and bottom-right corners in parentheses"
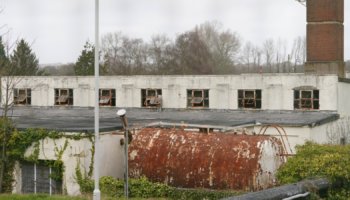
top-left (276, 142), bottom-right (350, 199)
top-left (81, 176), bottom-right (239, 199)
top-left (99, 176), bottom-right (170, 198)
top-left (99, 176), bottom-right (124, 197)
top-left (167, 188), bottom-right (240, 200)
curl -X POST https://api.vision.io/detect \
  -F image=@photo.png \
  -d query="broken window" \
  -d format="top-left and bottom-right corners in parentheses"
top-left (238, 89), bottom-right (261, 109)
top-left (141, 89), bottom-right (162, 107)
top-left (14, 88), bottom-right (31, 105)
top-left (187, 89), bottom-right (209, 108)
top-left (99, 89), bottom-right (116, 106)
top-left (294, 89), bottom-right (319, 110)
top-left (21, 161), bottom-right (62, 194)
top-left (54, 89), bottom-right (73, 105)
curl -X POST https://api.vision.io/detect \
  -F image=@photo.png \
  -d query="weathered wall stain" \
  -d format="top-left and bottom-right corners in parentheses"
top-left (129, 128), bottom-right (285, 190)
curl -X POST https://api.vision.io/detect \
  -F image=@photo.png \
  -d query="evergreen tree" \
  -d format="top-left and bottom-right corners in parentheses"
top-left (0, 37), bottom-right (9, 74)
top-left (10, 39), bottom-right (40, 75)
top-left (74, 41), bottom-right (95, 75)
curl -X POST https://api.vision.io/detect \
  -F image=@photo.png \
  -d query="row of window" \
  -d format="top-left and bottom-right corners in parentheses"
top-left (13, 88), bottom-right (320, 110)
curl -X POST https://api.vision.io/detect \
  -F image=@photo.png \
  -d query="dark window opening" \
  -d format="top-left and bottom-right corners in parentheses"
top-left (99, 89), bottom-right (116, 106)
top-left (294, 89), bottom-right (319, 110)
top-left (54, 89), bottom-right (73, 105)
top-left (141, 89), bottom-right (162, 107)
top-left (14, 88), bottom-right (31, 105)
top-left (238, 90), bottom-right (261, 109)
top-left (21, 161), bottom-right (62, 194)
top-left (187, 89), bottom-right (209, 108)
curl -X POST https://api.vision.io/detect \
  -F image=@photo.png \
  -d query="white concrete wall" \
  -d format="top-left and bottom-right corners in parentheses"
top-left (252, 119), bottom-right (350, 154)
top-left (311, 116), bottom-right (350, 145)
top-left (253, 125), bottom-right (312, 153)
top-left (337, 82), bottom-right (350, 116)
top-left (1, 74), bottom-right (339, 111)
top-left (12, 132), bottom-right (124, 196)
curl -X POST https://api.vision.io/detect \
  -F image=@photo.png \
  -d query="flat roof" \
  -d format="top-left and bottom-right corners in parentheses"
top-left (1, 107), bottom-right (339, 132)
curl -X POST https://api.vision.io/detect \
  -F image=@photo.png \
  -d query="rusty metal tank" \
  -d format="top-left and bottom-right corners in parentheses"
top-left (128, 128), bottom-right (285, 190)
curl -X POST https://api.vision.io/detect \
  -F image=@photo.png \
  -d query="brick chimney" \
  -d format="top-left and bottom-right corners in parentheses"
top-left (305, 0), bottom-right (345, 77)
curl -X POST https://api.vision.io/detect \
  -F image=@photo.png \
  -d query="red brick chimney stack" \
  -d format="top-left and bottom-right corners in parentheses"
top-left (305, 0), bottom-right (345, 77)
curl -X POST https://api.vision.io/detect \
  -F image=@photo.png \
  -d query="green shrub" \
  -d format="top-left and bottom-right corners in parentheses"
top-left (99, 176), bottom-right (124, 197)
top-left (129, 177), bottom-right (171, 198)
top-left (276, 142), bottom-right (350, 199)
top-left (99, 176), bottom-right (170, 198)
top-left (80, 176), bottom-right (239, 199)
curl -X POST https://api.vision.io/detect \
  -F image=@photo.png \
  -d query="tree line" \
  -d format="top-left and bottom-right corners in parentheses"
top-left (1, 21), bottom-right (350, 76)
top-left (71, 21), bottom-right (308, 76)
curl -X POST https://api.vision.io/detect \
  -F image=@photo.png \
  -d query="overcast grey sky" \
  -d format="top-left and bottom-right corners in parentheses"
top-left (0, 0), bottom-right (349, 64)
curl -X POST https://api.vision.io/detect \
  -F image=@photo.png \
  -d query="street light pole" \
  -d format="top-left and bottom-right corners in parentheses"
top-left (117, 109), bottom-right (129, 199)
top-left (93, 0), bottom-right (100, 199)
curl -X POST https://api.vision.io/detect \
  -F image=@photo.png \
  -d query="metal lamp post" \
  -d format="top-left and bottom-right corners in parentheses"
top-left (93, 0), bottom-right (101, 199)
top-left (117, 109), bottom-right (129, 199)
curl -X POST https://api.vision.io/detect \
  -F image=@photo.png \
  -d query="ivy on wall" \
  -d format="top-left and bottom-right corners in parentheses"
top-left (0, 119), bottom-right (93, 192)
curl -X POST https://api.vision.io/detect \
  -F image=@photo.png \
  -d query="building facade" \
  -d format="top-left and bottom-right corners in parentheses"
top-left (2, 74), bottom-right (350, 115)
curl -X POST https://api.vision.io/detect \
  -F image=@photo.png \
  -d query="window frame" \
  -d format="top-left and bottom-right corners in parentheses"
top-left (294, 89), bottom-right (319, 110)
top-left (141, 89), bottom-right (162, 107)
top-left (54, 88), bottom-right (73, 106)
top-left (13, 88), bottom-right (31, 105)
top-left (99, 89), bottom-right (116, 106)
top-left (187, 89), bottom-right (209, 108)
top-left (238, 89), bottom-right (262, 109)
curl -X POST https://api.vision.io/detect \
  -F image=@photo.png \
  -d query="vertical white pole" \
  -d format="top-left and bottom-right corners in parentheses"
top-left (93, 0), bottom-right (101, 199)
top-left (34, 163), bottom-right (37, 194)
top-left (49, 167), bottom-right (52, 196)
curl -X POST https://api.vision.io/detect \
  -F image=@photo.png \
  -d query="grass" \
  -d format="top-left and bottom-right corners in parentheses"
top-left (0, 194), bottom-right (167, 200)
top-left (0, 194), bottom-right (86, 200)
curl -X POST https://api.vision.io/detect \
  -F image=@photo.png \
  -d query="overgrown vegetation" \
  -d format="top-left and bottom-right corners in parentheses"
top-left (76, 175), bottom-right (239, 200)
top-left (277, 142), bottom-right (350, 199)
top-left (0, 118), bottom-right (92, 193)
top-left (0, 194), bottom-right (168, 200)
top-left (0, 194), bottom-right (86, 200)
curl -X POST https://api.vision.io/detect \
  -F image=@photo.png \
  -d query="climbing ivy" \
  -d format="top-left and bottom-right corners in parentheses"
top-left (75, 160), bottom-right (94, 194)
top-left (25, 141), bottom-right (40, 162)
top-left (87, 137), bottom-right (94, 177)
top-left (0, 119), bottom-right (93, 192)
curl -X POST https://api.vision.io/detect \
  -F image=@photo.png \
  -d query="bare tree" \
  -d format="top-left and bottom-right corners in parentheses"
top-left (241, 42), bottom-right (253, 72)
top-left (127, 38), bottom-right (148, 74)
top-left (197, 21), bottom-right (241, 74)
top-left (174, 29), bottom-right (214, 74)
top-left (290, 36), bottom-right (306, 72)
top-left (262, 39), bottom-right (275, 73)
top-left (101, 32), bottom-right (124, 74)
top-left (275, 39), bottom-right (288, 73)
top-left (148, 34), bottom-right (174, 74)
top-left (101, 33), bottom-right (148, 75)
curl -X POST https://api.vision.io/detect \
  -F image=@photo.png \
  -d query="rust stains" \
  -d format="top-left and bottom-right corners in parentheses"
top-left (128, 128), bottom-right (285, 191)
